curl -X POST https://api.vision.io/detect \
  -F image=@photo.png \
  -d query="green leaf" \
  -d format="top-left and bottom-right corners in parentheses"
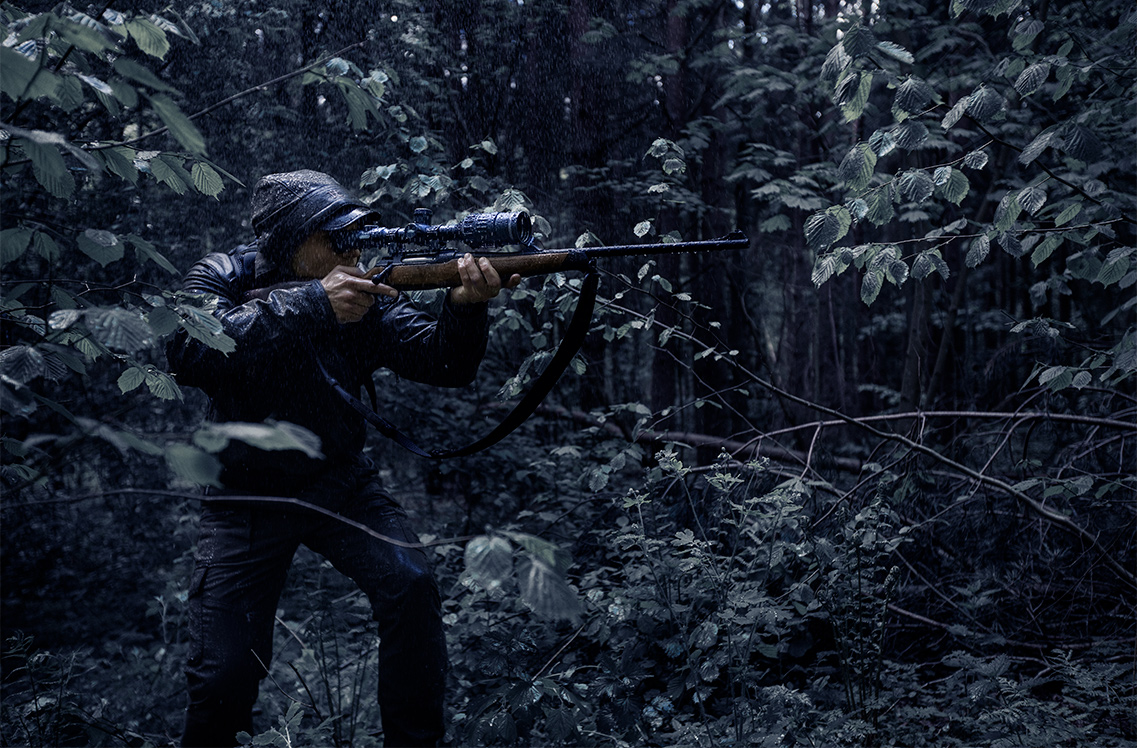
top-left (941, 96), bottom-right (969, 131)
top-left (146, 306), bottom-right (181, 336)
top-left (130, 235), bottom-right (178, 274)
top-left (893, 76), bottom-right (934, 114)
top-left (805, 206), bottom-right (852, 251)
top-left (32, 231), bottom-right (59, 262)
top-left (820, 43), bottom-right (851, 82)
top-left (894, 120), bottom-right (928, 150)
top-left (149, 154), bottom-right (191, 194)
top-left (193, 421), bottom-right (323, 459)
top-left (148, 94), bottom-right (206, 155)
top-left (1039, 365), bottom-right (1073, 391)
top-left (177, 303), bottom-right (237, 353)
top-left (1019, 130), bottom-right (1055, 166)
top-left (1054, 201), bottom-right (1082, 226)
top-left (1014, 62), bottom-right (1050, 96)
top-left (1096, 248), bottom-right (1133, 286)
top-left (634, 220), bottom-right (653, 237)
top-left (838, 143), bottom-right (877, 191)
top-left (1031, 234), bottom-right (1063, 266)
top-left (126, 17), bottom-right (170, 59)
top-left (1, 228), bottom-right (33, 266)
top-left (842, 25), bottom-right (878, 58)
top-left (100, 146), bottom-right (139, 184)
top-left (759, 214), bottom-right (791, 233)
top-left (113, 57), bottom-right (176, 92)
top-left (87, 307), bottom-right (154, 352)
top-left (1061, 124), bottom-right (1101, 162)
top-left (464, 535), bottom-right (513, 592)
top-left (897, 169), bottom-right (934, 203)
top-left (865, 190), bottom-right (894, 226)
top-left (963, 149), bottom-right (989, 170)
top-left (77, 229), bottom-right (125, 266)
top-left (118, 366), bottom-right (145, 393)
top-left (913, 250), bottom-right (950, 281)
top-left (517, 558), bottom-right (581, 621)
top-left (875, 41), bottom-right (914, 64)
top-left (0, 46), bottom-right (60, 103)
top-left (337, 78), bottom-right (378, 130)
top-left (191, 162), bottom-right (224, 198)
top-left (1019, 185), bottom-right (1047, 215)
top-left (409, 136), bottom-right (429, 153)
top-left (966, 86), bottom-right (1004, 123)
top-left (165, 444), bottom-right (221, 487)
top-left (21, 139), bottom-right (75, 198)
top-left (937, 168), bottom-right (970, 206)
top-left (966, 235), bottom-right (991, 268)
top-left (861, 269), bottom-right (884, 305)
top-left (505, 531), bottom-right (573, 575)
top-left (840, 71), bottom-right (873, 122)
top-left (994, 192), bottom-right (1023, 232)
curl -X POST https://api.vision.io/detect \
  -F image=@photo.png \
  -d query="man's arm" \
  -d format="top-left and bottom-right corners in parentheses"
top-left (352, 254), bottom-right (518, 387)
top-left (166, 253), bottom-right (338, 395)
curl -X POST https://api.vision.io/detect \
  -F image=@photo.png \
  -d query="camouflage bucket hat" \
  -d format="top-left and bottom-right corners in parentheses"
top-left (250, 170), bottom-right (376, 269)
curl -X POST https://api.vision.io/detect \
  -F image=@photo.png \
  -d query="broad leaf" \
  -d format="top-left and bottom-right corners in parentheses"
top-left (966, 235), bottom-right (991, 267)
top-left (1014, 61), bottom-right (1050, 96)
top-left (966, 86), bottom-right (1004, 122)
top-left (126, 17), bottom-right (170, 59)
top-left (893, 76), bottom-right (934, 114)
top-left (113, 57), bottom-right (176, 92)
top-left (897, 169), bottom-right (934, 203)
top-left (861, 269), bottom-right (884, 305)
top-left (21, 139), bottom-right (75, 198)
top-left (838, 143), bottom-right (877, 191)
top-left (805, 206), bottom-right (852, 251)
top-left (165, 444), bottom-right (221, 487)
top-left (193, 420), bottom-right (323, 458)
top-left (517, 558), bottom-right (581, 621)
top-left (86, 307), bottom-right (155, 352)
top-left (149, 94), bottom-right (206, 155)
top-left (190, 162), bottom-right (224, 198)
top-left (1, 228), bottom-right (33, 266)
top-left (77, 229), bottom-right (124, 266)
top-left (464, 535), bottom-right (514, 592)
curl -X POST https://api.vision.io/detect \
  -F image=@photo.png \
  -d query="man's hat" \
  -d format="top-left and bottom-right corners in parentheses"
top-left (250, 170), bottom-right (377, 270)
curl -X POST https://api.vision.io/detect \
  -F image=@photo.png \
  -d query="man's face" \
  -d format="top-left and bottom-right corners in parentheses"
top-left (290, 226), bottom-right (362, 279)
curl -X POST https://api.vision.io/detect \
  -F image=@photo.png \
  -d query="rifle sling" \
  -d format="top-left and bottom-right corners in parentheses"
top-left (319, 266), bottom-right (600, 459)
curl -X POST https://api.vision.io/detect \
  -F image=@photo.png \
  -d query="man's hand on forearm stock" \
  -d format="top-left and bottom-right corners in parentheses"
top-left (449, 253), bottom-right (522, 306)
top-left (321, 266), bottom-right (396, 324)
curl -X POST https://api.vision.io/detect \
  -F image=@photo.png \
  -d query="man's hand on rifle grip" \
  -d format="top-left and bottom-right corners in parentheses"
top-left (449, 253), bottom-right (522, 306)
top-left (321, 265), bottom-right (396, 324)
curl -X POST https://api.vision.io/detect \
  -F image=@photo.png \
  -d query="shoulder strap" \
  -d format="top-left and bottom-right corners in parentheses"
top-left (319, 267), bottom-right (600, 459)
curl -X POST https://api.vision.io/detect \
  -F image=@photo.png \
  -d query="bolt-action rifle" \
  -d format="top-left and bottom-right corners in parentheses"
top-left (336, 207), bottom-right (749, 289)
top-left (326, 207), bottom-right (748, 459)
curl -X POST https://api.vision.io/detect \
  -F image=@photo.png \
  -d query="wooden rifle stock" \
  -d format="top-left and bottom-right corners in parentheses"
top-left (374, 231), bottom-right (748, 291)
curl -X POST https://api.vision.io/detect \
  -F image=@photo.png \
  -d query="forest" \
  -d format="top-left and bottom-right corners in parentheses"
top-left (1, 0), bottom-right (1134, 746)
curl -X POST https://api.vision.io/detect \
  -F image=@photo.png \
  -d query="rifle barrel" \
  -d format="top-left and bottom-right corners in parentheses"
top-left (376, 231), bottom-right (749, 291)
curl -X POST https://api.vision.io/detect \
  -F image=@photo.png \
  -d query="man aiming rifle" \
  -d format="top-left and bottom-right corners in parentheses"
top-left (166, 169), bottom-right (520, 747)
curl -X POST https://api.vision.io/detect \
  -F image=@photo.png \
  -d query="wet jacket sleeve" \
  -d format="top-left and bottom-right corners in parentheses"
top-left (352, 294), bottom-right (489, 388)
top-left (166, 253), bottom-right (338, 396)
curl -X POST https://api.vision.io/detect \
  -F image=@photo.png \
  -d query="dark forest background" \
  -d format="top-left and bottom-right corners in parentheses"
top-left (1, 1), bottom-right (1134, 746)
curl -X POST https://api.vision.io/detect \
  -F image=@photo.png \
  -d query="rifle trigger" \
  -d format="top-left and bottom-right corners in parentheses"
top-left (373, 264), bottom-right (395, 286)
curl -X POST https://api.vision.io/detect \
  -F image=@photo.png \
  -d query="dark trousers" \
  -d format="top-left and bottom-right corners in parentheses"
top-left (180, 461), bottom-right (446, 747)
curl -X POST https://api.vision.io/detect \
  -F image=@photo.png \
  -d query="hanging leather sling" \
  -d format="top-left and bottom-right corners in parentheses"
top-left (317, 264), bottom-right (600, 459)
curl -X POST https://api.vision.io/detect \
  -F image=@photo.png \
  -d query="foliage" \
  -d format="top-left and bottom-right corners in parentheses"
top-left (2, 1), bottom-right (1134, 746)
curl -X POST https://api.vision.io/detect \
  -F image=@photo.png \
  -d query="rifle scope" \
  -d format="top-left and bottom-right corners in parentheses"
top-left (349, 208), bottom-right (532, 249)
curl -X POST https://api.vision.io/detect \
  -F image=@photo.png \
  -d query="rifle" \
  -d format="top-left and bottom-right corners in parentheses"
top-left (328, 207), bottom-right (749, 459)
top-left (338, 208), bottom-right (749, 289)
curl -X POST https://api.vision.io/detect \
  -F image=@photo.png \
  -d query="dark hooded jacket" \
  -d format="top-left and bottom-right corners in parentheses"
top-left (166, 171), bottom-right (489, 492)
